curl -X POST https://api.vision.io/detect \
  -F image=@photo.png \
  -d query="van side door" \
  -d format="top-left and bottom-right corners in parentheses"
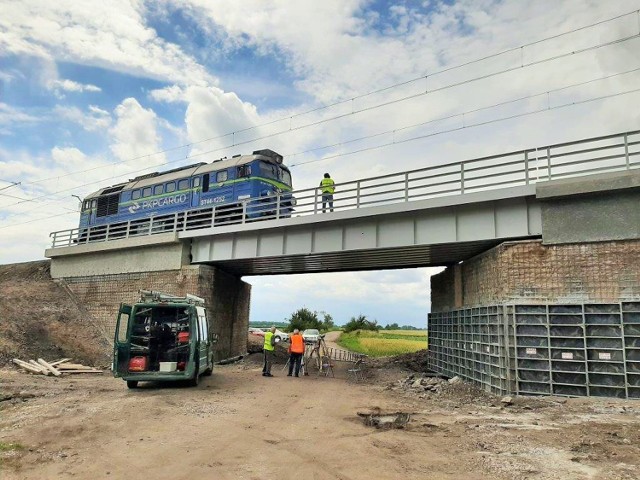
top-left (195, 306), bottom-right (210, 371)
top-left (113, 304), bottom-right (132, 376)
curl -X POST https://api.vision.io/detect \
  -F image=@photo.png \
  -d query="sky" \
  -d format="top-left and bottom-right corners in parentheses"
top-left (1, 0), bottom-right (640, 327)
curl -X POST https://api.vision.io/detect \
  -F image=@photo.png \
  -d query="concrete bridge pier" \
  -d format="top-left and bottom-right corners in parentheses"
top-left (47, 235), bottom-right (250, 361)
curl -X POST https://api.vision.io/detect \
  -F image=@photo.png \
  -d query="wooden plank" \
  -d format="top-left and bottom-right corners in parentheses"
top-left (60, 370), bottom-right (103, 374)
top-left (28, 360), bottom-right (50, 375)
top-left (49, 358), bottom-right (72, 367)
top-left (56, 364), bottom-right (95, 370)
top-left (37, 358), bottom-right (62, 377)
top-left (12, 359), bottom-right (46, 374)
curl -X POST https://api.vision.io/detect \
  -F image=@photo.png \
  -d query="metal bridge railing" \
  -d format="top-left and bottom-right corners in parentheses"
top-left (50, 130), bottom-right (640, 248)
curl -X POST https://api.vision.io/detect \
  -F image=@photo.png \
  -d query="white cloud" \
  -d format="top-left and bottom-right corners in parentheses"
top-left (0, 103), bottom-right (40, 127)
top-left (48, 79), bottom-right (101, 93)
top-left (88, 105), bottom-right (109, 115)
top-left (0, 0), bottom-right (217, 87)
top-left (51, 146), bottom-right (88, 169)
top-left (149, 85), bottom-right (186, 104)
top-left (54, 105), bottom-right (112, 132)
top-left (178, 86), bottom-right (262, 156)
top-left (109, 98), bottom-right (166, 172)
top-left (0, 144), bottom-right (111, 264)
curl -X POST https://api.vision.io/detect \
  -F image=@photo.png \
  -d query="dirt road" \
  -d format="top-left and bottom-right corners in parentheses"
top-left (2, 355), bottom-right (639, 480)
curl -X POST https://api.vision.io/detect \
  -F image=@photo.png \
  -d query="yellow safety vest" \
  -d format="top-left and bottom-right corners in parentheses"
top-left (264, 331), bottom-right (275, 351)
top-left (320, 178), bottom-right (335, 194)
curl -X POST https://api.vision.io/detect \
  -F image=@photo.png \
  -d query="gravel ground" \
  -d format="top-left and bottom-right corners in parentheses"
top-left (2, 353), bottom-right (639, 480)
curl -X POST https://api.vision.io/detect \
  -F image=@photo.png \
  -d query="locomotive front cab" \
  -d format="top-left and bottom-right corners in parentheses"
top-left (244, 149), bottom-right (294, 220)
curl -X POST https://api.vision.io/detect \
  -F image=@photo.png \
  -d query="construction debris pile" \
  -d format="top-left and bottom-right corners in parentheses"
top-left (12, 358), bottom-right (103, 376)
top-left (394, 373), bottom-right (449, 394)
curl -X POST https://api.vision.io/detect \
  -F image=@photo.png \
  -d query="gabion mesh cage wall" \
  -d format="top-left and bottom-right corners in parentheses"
top-left (428, 302), bottom-right (640, 399)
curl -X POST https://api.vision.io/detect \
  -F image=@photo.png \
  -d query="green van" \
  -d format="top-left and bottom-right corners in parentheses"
top-left (113, 290), bottom-right (217, 388)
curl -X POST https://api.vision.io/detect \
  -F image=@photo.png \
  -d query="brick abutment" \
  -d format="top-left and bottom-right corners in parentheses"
top-left (60, 265), bottom-right (250, 362)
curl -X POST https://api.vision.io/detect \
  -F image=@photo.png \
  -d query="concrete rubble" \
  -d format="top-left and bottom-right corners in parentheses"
top-left (396, 373), bottom-right (449, 394)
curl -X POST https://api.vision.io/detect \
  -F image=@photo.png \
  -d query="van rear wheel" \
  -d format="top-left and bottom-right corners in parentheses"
top-left (126, 380), bottom-right (138, 389)
top-left (188, 372), bottom-right (200, 387)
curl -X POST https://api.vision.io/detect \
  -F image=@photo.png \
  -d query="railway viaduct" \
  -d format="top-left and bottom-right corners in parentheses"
top-left (45, 131), bottom-right (640, 397)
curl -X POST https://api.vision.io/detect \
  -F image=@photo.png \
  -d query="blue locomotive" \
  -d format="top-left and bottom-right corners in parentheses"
top-left (78, 149), bottom-right (294, 240)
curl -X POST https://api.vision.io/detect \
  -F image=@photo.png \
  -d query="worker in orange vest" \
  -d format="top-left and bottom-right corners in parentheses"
top-left (287, 329), bottom-right (305, 377)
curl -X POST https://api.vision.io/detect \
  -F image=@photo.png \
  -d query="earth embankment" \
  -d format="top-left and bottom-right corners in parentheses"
top-left (0, 260), bottom-right (110, 366)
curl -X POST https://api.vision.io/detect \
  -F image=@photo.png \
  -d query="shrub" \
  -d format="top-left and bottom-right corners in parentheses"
top-left (343, 314), bottom-right (379, 333)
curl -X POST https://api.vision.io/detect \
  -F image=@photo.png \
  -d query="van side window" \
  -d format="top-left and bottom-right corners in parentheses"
top-left (196, 307), bottom-right (208, 341)
top-left (216, 170), bottom-right (228, 183)
top-left (154, 184), bottom-right (163, 195)
top-left (178, 179), bottom-right (189, 191)
top-left (143, 187), bottom-right (152, 197)
top-left (132, 190), bottom-right (141, 200)
top-left (166, 182), bottom-right (176, 193)
top-left (117, 312), bottom-right (130, 342)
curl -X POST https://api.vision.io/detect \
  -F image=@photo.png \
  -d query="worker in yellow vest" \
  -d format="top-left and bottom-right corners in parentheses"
top-left (287, 329), bottom-right (305, 377)
top-left (262, 326), bottom-right (276, 377)
top-left (319, 173), bottom-right (335, 213)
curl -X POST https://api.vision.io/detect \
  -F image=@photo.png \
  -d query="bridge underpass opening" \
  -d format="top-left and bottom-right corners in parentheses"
top-left (245, 267), bottom-right (444, 332)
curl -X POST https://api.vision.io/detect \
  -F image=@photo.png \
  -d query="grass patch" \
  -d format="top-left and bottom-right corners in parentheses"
top-left (383, 330), bottom-right (428, 336)
top-left (372, 330), bottom-right (428, 341)
top-left (337, 330), bottom-right (428, 357)
top-left (0, 442), bottom-right (24, 452)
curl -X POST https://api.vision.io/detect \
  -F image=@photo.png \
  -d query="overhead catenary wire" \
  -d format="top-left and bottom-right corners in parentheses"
top-left (0, 180), bottom-right (21, 192)
top-left (285, 66), bottom-right (640, 163)
top-left (5, 31), bottom-right (640, 212)
top-left (11, 8), bottom-right (640, 192)
top-left (3, 86), bottom-right (638, 231)
top-left (287, 87), bottom-right (640, 167)
top-left (3, 63), bottom-right (640, 220)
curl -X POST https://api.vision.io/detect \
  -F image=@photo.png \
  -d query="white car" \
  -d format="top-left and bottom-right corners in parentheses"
top-left (302, 329), bottom-right (321, 344)
top-left (273, 329), bottom-right (289, 342)
top-left (248, 327), bottom-right (265, 336)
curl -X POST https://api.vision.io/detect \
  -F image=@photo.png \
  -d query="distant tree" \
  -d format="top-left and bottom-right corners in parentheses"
top-left (250, 321), bottom-right (288, 328)
top-left (320, 312), bottom-right (335, 331)
top-left (286, 308), bottom-right (321, 332)
top-left (343, 314), bottom-right (379, 333)
top-left (384, 322), bottom-right (399, 330)
top-left (400, 325), bottom-right (419, 330)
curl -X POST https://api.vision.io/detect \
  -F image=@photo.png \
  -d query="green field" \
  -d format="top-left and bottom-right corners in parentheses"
top-left (337, 329), bottom-right (428, 357)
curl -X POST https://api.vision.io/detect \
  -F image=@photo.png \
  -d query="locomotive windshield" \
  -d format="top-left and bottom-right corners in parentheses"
top-left (260, 161), bottom-right (292, 186)
top-left (259, 161), bottom-right (277, 178)
top-left (280, 168), bottom-right (292, 186)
